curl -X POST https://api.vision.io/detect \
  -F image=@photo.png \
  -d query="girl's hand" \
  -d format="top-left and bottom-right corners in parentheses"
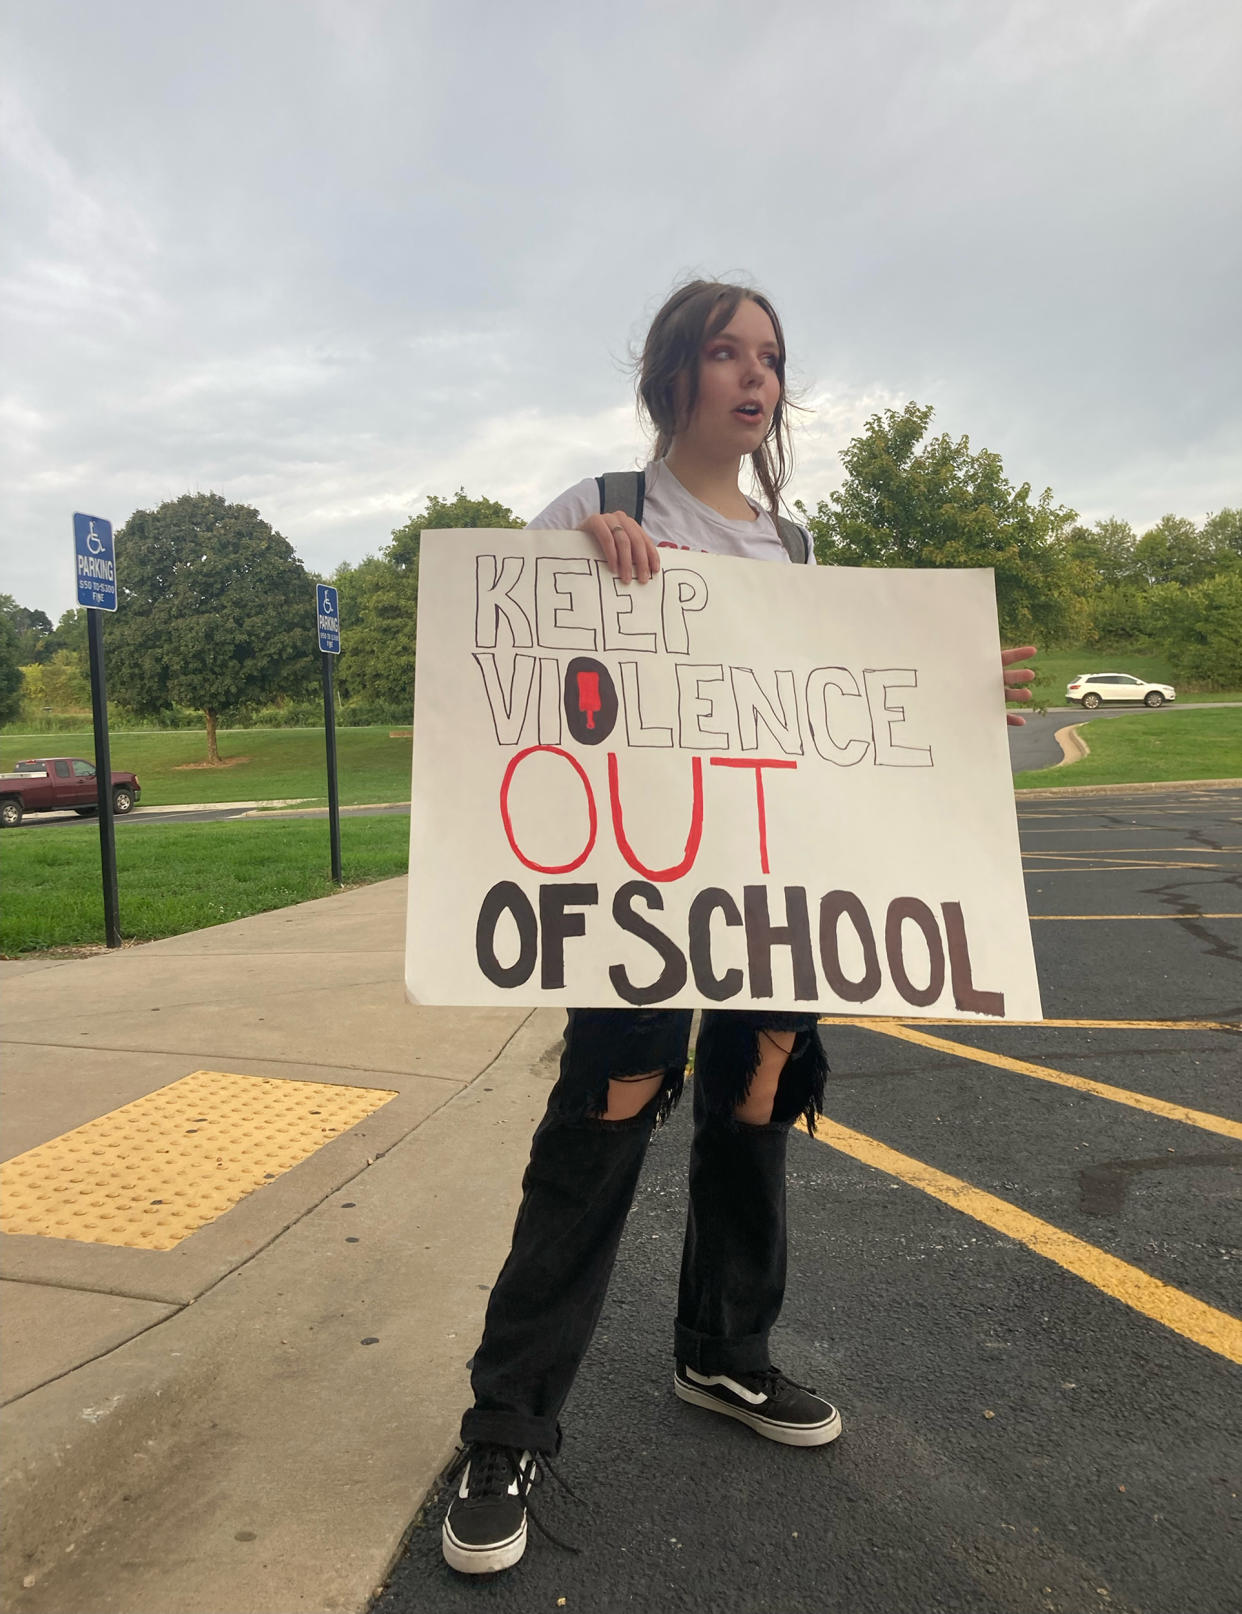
top-left (1002, 645), bottom-right (1037, 726)
top-left (582, 510), bottom-right (662, 585)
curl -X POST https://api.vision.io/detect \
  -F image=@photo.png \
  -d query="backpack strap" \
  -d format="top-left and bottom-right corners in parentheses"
top-left (776, 515), bottom-right (811, 564)
top-left (596, 470), bottom-right (645, 526)
top-left (598, 469), bottom-right (808, 563)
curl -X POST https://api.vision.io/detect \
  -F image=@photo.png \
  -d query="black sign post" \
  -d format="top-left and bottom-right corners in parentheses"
top-left (73, 514), bottom-right (121, 947)
top-left (316, 584), bottom-right (343, 885)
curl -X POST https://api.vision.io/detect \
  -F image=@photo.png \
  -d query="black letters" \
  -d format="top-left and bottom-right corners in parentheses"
top-left (818, 890), bottom-right (882, 1002)
top-left (942, 901), bottom-right (1005, 1016)
top-left (688, 887), bottom-right (744, 1001)
top-left (609, 881), bottom-right (688, 1005)
top-left (538, 883), bottom-right (598, 989)
top-left (476, 881), bottom-right (538, 988)
top-left (884, 896), bottom-right (945, 1007)
top-left (743, 885), bottom-right (818, 1000)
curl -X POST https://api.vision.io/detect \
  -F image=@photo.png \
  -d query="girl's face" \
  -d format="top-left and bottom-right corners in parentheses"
top-left (679, 298), bottom-right (782, 457)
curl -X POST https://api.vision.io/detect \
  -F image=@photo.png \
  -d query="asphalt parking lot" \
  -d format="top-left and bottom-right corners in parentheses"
top-left (377, 784), bottom-right (1241, 1614)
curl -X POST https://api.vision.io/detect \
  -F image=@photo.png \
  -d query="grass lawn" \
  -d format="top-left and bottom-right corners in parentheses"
top-left (0, 726), bottom-right (412, 808)
top-left (0, 814), bottom-right (410, 954)
top-left (1015, 706), bottom-right (1242, 790)
top-left (1029, 647), bottom-right (1242, 708)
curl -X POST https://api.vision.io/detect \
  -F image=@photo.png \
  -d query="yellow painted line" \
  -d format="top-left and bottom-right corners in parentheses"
top-left (799, 1115), bottom-right (1242, 1365)
top-left (853, 1022), bottom-right (1242, 1141)
top-left (826, 1017), bottom-right (1239, 1031)
top-left (1029, 913), bottom-right (1242, 921)
top-left (1022, 862), bottom-right (1222, 874)
top-left (1020, 821), bottom-right (1242, 831)
top-left (1022, 846), bottom-right (1240, 856)
top-left (0, 1070), bottom-right (398, 1250)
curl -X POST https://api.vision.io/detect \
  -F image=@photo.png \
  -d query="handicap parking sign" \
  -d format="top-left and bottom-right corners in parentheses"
top-left (73, 514), bottom-right (117, 611)
top-left (317, 584), bottom-right (341, 654)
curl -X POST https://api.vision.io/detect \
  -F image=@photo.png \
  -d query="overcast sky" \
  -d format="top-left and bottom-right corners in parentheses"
top-left (2, 0), bottom-right (1239, 621)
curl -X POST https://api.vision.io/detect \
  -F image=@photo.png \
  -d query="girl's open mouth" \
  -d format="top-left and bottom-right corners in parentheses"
top-left (734, 403), bottom-right (764, 421)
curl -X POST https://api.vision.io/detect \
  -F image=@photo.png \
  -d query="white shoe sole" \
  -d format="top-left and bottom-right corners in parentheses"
top-left (441, 1517), bottom-right (527, 1574)
top-left (674, 1374), bottom-right (843, 1447)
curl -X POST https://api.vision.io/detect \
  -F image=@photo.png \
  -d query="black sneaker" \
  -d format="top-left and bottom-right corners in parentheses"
top-left (674, 1363), bottom-right (843, 1447)
top-left (441, 1444), bottom-right (538, 1574)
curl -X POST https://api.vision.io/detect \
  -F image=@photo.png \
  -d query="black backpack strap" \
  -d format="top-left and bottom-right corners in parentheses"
top-left (776, 515), bottom-right (811, 564)
top-left (596, 470), bottom-right (646, 526)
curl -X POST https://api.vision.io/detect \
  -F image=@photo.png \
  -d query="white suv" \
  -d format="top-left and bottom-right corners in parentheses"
top-left (1066, 673), bottom-right (1177, 709)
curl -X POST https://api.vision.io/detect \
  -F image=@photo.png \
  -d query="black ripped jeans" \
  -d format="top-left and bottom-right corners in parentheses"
top-left (460, 1006), bottom-right (827, 1455)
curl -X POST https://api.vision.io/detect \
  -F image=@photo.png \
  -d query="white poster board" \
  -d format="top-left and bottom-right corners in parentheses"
top-left (405, 531), bottom-right (1041, 1020)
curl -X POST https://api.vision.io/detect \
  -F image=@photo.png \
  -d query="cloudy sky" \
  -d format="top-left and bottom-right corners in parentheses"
top-left (2, 0), bottom-right (1239, 620)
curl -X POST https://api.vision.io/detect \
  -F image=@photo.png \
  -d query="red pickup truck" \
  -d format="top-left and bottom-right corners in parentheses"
top-left (0, 758), bottom-right (142, 827)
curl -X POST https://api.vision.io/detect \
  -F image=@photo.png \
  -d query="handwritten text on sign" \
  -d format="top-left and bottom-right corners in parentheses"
top-left (405, 531), bottom-right (1041, 1019)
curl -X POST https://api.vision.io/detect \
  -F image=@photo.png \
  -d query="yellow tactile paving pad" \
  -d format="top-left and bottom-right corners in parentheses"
top-left (0, 1071), bottom-right (398, 1251)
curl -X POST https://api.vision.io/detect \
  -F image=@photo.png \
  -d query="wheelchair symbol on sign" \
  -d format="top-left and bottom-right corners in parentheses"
top-left (85, 521), bottom-right (106, 556)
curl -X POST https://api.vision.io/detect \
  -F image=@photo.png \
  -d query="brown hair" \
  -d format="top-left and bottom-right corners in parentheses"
top-left (637, 279), bottom-right (797, 514)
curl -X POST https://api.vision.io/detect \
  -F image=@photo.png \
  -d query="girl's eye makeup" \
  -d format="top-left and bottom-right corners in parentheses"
top-left (704, 343), bottom-right (780, 366)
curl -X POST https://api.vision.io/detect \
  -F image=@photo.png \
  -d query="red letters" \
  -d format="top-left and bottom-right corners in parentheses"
top-left (499, 746), bottom-right (598, 874)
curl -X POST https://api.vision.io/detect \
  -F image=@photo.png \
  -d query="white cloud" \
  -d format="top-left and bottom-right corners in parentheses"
top-left (1, 0), bottom-right (1239, 619)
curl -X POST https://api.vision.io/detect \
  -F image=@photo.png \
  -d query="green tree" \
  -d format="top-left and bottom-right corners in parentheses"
top-left (336, 490), bottom-right (525, 709)
top-left (332, 553), bottom-right (416, 708)
top-left (19, 650), bottom-right (92, 716)
top-left (1056, 517), bottom-right (1139, 591)
top-left (0, 613), bottom-right (23, 726)
top-left (104, 493), bottom-right (317, 762)
top-left (0, 595), bottom-right (55, 664)
top-left (796, 402), bottom-right (1087, 644)
top-left (1202, 508), bottom-right (1242, 568)
top-left (47, 607), bottom-right (89, 666)
top-left (1146, 571), bottom-right (1242, 687)
top-left (1133, 514), bottom-right (1217, 588)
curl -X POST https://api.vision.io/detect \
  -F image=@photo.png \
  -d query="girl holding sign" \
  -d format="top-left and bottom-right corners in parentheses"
top-left (442, 280), bottom-right (1036, 1574)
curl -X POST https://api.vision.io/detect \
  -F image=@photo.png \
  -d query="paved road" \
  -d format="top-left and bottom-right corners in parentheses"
top-left (11, 801), bottom-right (412, 829)
top-left (1008, 701), bottom-right (1242, 774)
top-left (375, 784), bottom-right (1242, 1614)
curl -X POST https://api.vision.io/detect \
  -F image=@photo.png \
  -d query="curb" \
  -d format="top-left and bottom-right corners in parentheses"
top-left (242, 801), bottom-right (410, 818)
top-left (1053, 723), bottom-right (1090, 766)
top-left (1015, 777), bottom-right (1242, 800)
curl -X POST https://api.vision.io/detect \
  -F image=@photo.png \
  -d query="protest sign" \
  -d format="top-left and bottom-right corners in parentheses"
top-left (405, 530), bottom-right (1041, 1020)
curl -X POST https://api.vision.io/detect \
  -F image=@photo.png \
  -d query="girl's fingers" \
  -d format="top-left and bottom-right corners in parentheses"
top-left (585, 514), bottom-right (622, 579)
top-left (583, 512), bottom-right (660, 584)
top-left (1001, 646), bottom-right (1037, 724)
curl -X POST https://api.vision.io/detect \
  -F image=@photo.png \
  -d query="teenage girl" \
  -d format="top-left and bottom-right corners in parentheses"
top-left (441, 279), bottom-right (1037, 1575)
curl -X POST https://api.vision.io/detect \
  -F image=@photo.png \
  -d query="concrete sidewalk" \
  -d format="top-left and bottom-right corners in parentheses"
top-left (0, 879), bottom-right (564, 1614)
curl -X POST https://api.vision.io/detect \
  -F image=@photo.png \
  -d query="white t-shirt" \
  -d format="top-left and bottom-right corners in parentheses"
top-left (527, 460), bottom-right (814, 566)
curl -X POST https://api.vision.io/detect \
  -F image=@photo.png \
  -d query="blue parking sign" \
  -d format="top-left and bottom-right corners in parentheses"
top-left (73, 513), bottom-right (117, 611)
top-left (317, 584), bottom-right (341, 654)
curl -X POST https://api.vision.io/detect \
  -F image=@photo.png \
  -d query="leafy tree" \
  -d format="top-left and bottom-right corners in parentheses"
top-left (19, 650), bottom-right (92, 715)
top-left (47, 607), bottom-right (89, 665)
top-left (1146, 572), bottom-right (1242, 687)
top-left (0, 613), bottom-right (23, 726)
top-left (336, 490), bottom-right (525, 709)
top-left (1133, 514), bottom-right (1217, 588)
top-left (0, 595), bottom-right (55, 664)
top-left (104, 493), bottom-right (317, 762)
top-left (796, 402), bottom-right (1087, 644)
top-left (1083, 584), bottom-right (1152, 648)
top-left (332, 554), bottom-right (416, 708)
top-left (1202, 508), bottom-right (1242, 567)
top-left (1056, 518), bottom-right (1139, 590)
